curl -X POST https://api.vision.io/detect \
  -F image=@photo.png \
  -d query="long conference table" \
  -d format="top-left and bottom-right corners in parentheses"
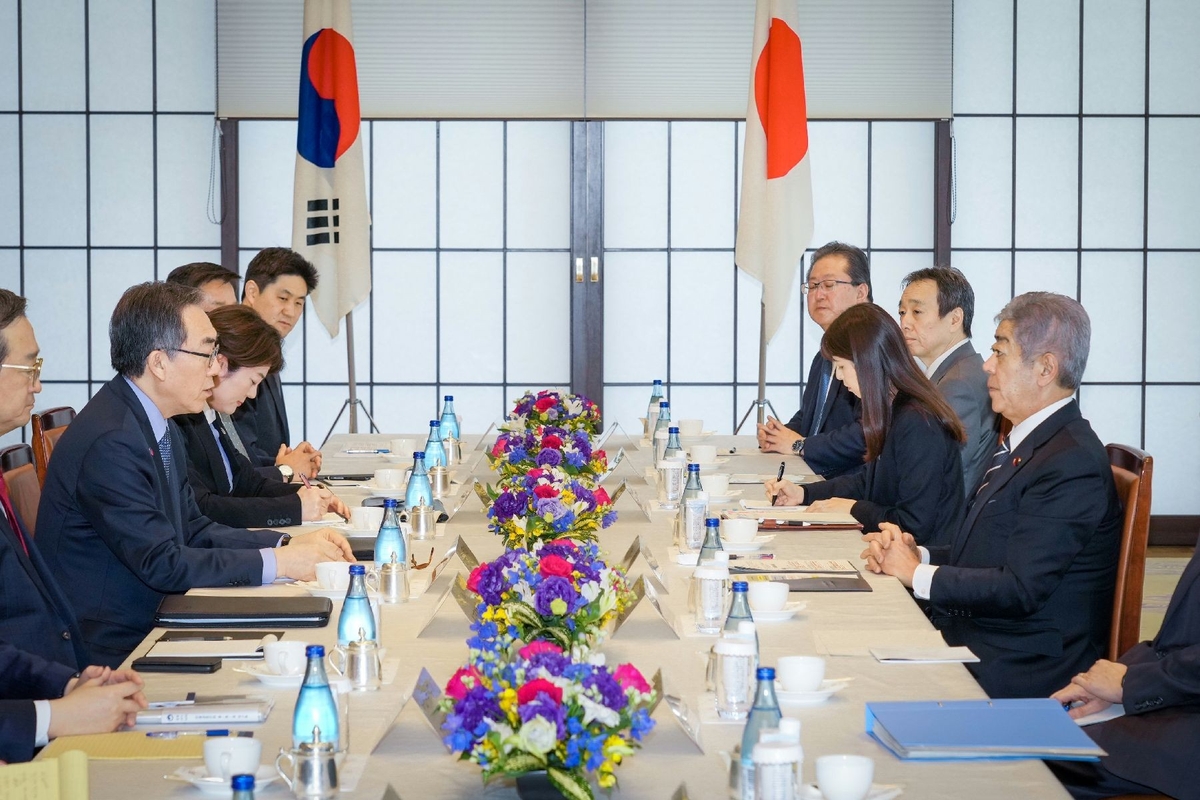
top-left (91, 432), bottom-right (1072, 799)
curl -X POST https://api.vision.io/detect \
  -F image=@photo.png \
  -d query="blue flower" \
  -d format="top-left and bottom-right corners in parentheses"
top-left (551, 509), bottom-right (577, 533)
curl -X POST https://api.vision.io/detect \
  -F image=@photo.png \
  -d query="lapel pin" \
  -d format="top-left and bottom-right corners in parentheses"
top-left (1012, 456), bottom-right (1022, 467)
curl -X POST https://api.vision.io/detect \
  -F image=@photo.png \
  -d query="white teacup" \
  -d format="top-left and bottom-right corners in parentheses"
top-left (776, 655), bottom-right (826, 692)
top-left (263, 640), bottom-right (308, 676)
top-left (373, 468), bottom-right (406, 490)
top-left (689, 444), bottom-right (718, 464)
top-left (315, 561), bottom-right (352, 592)
top-left (350, 505), bottom-right (384, 532)
top-left (720, 517), bottom-right (758, 543)
top-left (204, 736), bottom-right (261, 782)
top-left (677, 418), bottom-right (704, 437)
top-left (389, 438), bottom-right (416, 459)
top-left (701, 473), bottom-right (730, 497)
top-left (816, 754), bottom-right (875, 800)
top-left (747, 580), bottom-right (790, 612)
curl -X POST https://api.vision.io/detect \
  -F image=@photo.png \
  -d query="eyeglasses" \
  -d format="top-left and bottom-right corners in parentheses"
top-left (167, 344), bottom-right (220, 368)
top-left (801, 279), bottom-right (858, 294)
top-left (410, 547), bottom-right (436, 570)
top-left (0, 356), bottom-right (43, 383)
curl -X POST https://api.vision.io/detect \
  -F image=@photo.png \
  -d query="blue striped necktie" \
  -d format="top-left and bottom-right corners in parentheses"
top-left (973, 435), bottom-right (1010, 500)
top-left (811, 361), bottom-right (833, 434)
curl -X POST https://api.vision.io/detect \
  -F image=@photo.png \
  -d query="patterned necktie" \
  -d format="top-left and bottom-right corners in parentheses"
top-left (811, 360), bottom-right (834, 434)
top-left (218, 411), bottom-right (250, 460)
top-left (158, 430), bottom-right (173, 483)
top-left (973, 434), bottom-right (1011, 500)
top-left (0, 470), bottom-right (30, 557)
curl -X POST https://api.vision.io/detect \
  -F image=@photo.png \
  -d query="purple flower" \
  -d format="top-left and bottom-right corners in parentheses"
top-left (571, 483), bottom-right (597, 512)
top-left (602, 510), bottom-right (618, 528)
top-left (534, 497), bottom-right (568, 519)
top-left (491, 489), bottom-right (528, 522)
top-left (527, 650), bottom-right (571, 677)
top-left (451, 684), bottom-right (503, 734)
top-left (536, 449), bottom-right (562, 467)
top-left (519, 695), bottom-right (567, 739)
top-left (572, 433), bottom-right (592, 460)
top-left (585, 668), bottom-right (629, 712)
top-left (475, 563), bottom-right (508, 606)
top-left (534, 576), bottom-right (577, 616)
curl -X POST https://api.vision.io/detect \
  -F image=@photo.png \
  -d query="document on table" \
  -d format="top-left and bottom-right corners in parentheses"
top-left (0, 750), bottom-right (87, 799)
top-left (733, 502), bottom-right (859, 524)
top-left (730, 558), bottom-right (859, 574)
top-left (729, 473), bottom-right (813, 485)
top-left (870, 646), bottom-right (980, 663)
top-left (813, 629), bottom-right (948, 657)
top-left (41, 732), bottom-right (206, 760)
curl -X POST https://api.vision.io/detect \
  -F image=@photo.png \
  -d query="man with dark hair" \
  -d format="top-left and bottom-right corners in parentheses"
top-left (0, 288), bottom-right (148, 763)
top-left (165, 262), bottom-right (241, 312)
top-left (757, 241), bottom-right (870, 478)
top-left (863, 292), bottom-right (1122, 700)
top-left (898, 266), bottom-right (998, 495)
top-left (36, 282), bottom-right (354, 667)
top-left (233, 247), bottom-right (322, 481)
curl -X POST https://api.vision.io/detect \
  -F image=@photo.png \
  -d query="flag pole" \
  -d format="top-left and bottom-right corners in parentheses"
top-left (345, 309), bottom-right (358, 434)
top-left (757, 301), bottom-right (768, 426)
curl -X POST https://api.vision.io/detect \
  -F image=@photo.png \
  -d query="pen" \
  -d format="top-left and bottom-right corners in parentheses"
top-left (165, 636), bottom-right (232, 642)
top-left (344, 448), bottom-right (389, 454)
top-left (146, 729), bottom-right (231, 739)
top-left (772, 461), bottom-right (786, 506)
top-left (301, 474), bottom-right (350, 521)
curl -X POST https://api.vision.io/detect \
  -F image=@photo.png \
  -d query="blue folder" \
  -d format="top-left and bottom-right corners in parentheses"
top-left (865, 699), bottom-right (1105, 761)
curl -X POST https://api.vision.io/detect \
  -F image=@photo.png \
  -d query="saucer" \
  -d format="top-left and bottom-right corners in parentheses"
top-left (234, 662), bottom-right (303, 689)
top-left (690, 458), bottom-right (730, 470)
top-left (721, 535), bottom-right (775, 553)
top-left (167, 765), bottom-right (279, 796)
top-left (748, 602), bottom-right (807, 623)
top-left (801, 783), bottom-right (902, 800)
top-left (362, 481), bottom-right (406, 497)
top-left (296, 580), bottom-right (348, 599)
top-left (706, 490), bottom-right (744, 504)
top-left (775, 677), bottom-right (851, 706)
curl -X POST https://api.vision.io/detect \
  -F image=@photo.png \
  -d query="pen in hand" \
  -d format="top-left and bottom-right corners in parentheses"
top-left (300, 474), bottom-right (350, 521)
top-left (772, 460), bottom-right (786, 506)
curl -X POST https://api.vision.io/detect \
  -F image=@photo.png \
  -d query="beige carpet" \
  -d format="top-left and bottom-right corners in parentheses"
top-left (1140, 550), bottom-right (1192, 640)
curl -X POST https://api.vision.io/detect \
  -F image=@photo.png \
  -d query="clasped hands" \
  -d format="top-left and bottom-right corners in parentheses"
top-left (860, 522), bottom-right (923, 587)
top-left (277, 441), bottom-right (322, 479)
top-left (48, 665), bottom-right (148, 739)
top-left (757, 416), bottom-right (802, 454)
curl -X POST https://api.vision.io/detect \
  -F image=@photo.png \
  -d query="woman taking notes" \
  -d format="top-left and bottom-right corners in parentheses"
top-left (174, 305), bottom-right (349, 528)
top-left (765, 304), bottom-right (965, 545)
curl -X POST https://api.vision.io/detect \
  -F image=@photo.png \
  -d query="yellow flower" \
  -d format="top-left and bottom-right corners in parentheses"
top-left (499, 687), bottom-right (518, 717)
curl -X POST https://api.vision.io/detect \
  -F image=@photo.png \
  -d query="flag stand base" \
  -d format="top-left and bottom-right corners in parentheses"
top-left (320, 399), bottom-right (380, 448)
top-left (734, 398), bottom-right (780, 435)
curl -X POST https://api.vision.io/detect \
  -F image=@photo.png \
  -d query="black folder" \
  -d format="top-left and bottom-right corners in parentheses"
top-left (154, 595), bottom-right (333, 628)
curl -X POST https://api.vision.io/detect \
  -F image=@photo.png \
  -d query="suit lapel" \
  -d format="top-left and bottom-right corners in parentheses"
top-left (0, 511), bottom-right (51, 599)
top-left (930, 341), bottom-right (976, 385)
top-left (269, 373), bottom-right (290, 445)
top-left (951, 402), bottom-right (1082, 562)
top-left (110, 377), bottom-right (181, 532)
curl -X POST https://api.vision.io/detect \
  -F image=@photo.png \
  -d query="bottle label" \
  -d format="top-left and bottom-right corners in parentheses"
top-left (699, 577), bottom-right (727, 623)
top-left (683, 499), bottom-right (708, 550)
top-left (717, 653), bottom-right (752, 715)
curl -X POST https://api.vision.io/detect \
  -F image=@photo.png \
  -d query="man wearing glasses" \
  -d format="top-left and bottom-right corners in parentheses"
top-left (37, 282), bottom-right (355, 668)
top-left (757, 241), bottom-right (870, 478)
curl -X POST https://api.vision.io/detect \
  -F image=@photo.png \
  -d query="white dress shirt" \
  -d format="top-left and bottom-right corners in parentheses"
top-left (921, 337), bottom-right (970, 379)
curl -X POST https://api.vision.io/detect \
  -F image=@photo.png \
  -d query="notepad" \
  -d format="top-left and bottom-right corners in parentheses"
top-left (870, 646), bottom-right (980, 663)
top-left (147, 634), bottom-right (278, 660)
top-left (1, 750), bottom-right (88, 798)
top-left (41, 733), bottom-right (205, 761)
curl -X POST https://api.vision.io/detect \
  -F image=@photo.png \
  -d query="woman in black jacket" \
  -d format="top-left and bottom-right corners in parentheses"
top-left (766, 304), bottom-right (966, 546)
top-left (175, 305), bottom-right (348, 528)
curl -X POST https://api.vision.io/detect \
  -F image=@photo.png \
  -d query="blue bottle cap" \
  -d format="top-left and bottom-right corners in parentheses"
top-left (653, 379), bottom-right (662, 385)
top-left (669, 426), bottom-right (679, 433)
top-left (444, 394), bottom-right (454, 401)
top-left (688, 463), bottom-right (700, 471)
top-left (349, 564), bottom-right (365, 575)
top-left (659, 400), bottom-right (669, 408)
top-left (231, 774), bottom-right (255, 791)
top-left (732, 580), bottom-right (748, 591)
top-left (384, 497), bottom-right (399, 507)
top-left (429, 420), bottom-right (440, 427)
top-left (306, 644), bottom-right (325, 658)
top-left (757, 667), bottom-right (775, 680)
top-left (705, 517), bottom-right (720, 527)
top-left (413, 450), bottom-right (425, 458)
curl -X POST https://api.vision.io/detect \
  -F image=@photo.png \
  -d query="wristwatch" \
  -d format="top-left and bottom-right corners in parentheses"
top-left (791, 438), bottom-right (805, 456)
top-left (279, 534), bottom-right (292, 547)
top-left (278, 464), bottom-right (294, 483)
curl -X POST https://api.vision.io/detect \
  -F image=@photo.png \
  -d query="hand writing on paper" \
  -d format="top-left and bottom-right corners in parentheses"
top-left (763, 478), bottom-right (804, 506)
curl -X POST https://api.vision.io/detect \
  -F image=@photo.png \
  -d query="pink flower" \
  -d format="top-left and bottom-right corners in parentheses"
top-left (538, 554), bottom-right (573, 579)
top-left (491, 441), bottom-right (506, 457)
top-left (541, 434), bottom-right (563, 450)
top-left (445, 666), bottom-right (481, 700)
top-left (534, 397), bottom-right (557, 413)
top-left (594, 487), bottom-right (611, 505)
top-left (518, 640), bottom-right (563, 660)
top-left (466, 564), bottom-right (487, 593)
top-left (613, 663), bottom-right (651, 694)
top-left (517, 678), bottom-right (562, 705)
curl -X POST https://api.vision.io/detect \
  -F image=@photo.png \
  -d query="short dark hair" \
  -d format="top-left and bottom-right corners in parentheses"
top-left (0, 289), bottom-right (29, 363)
top-left (166, 262), bottom-right (241, 294)
top-left (821, 304), bottom-right (966, 461)
top-left (110, 282), bottom-right (202, 378)
top-left (902, 265), bottom-right (976, 337)
top-left (807, 241), bottom-right (873, 302)
top-left (207, 305), bottom-right (284, 375)
top-left (244, 248), bottom-right (318, 296)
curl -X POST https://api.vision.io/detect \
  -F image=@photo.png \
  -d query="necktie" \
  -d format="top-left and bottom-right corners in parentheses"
top-left (972, 435), bottom-right (1011, 501)
top-left (811, 361), bottom-right (833, 434)
top-left (158, 430), bottom-right (173, 483)
top-left (0, 470), bottom-right (30, 557)
top-left (218, 411), bottom-right (251, 460)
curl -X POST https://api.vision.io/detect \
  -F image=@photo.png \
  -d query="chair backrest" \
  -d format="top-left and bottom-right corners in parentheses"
top-left (31, 406), bottom-right (75, 487)
top-left (1, 443), bottom-right (40, 535)
top-left (1106, 443), bottom-right (1153, 661)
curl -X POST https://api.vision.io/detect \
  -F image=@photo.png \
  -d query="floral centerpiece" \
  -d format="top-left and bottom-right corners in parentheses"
top-left (487, 468), bottom-right (617, 550)
top-left (441, 636), bottom-right (656, 799)
top-left (488, 428), bottom-right (609, 482)
top-left (502, 390), bottom-right (602, 436)
top-left (466, 540), bottom-right (634, 651)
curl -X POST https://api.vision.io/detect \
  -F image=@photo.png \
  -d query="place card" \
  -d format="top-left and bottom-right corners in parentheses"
top-left (640, 541), bottom-right (666, 586)
top-left (617, 536), bottom-right (642, 574)
top-left (609, 576), bottom-right (646, 636)
top-left (427, 539), bottom-right (460, 583)
top-left (671, 783), bottom-right (693, 800)
top-left (664, 692), bottom-right (704, 753)
top-left (456, 538), bottom-right (482, 571)
top-left (411, 667), bottom-right (450, 748)
top-left (643, 576), bottom-right (681, 639)
top-left (446, 479), bottom-right (478, 518)
top-left (380, 784), bottom-right (404, 800)
top-left (472, 421), bottom-right (497, 451)
top-left (472, 480), bottom-right (492, 509)
top-left (451, 574), bottom-right (480, 620)
top-left (608, 479), bottom-right (628, 506)
top-left (415, 573), bottom-right (456, 637)
top-left (595, 421), bottom-right (623, 450)
top-left (648, 668), bottom-right (665, 714)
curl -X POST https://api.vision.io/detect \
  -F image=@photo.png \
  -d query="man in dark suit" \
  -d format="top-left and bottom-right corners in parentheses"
top-left (37, 282), bottom-right (354, 667)
top-left (1048, 544), bottom-right (1200, 799)
top-left (863, 292), bottom-right (1122, 699)
top-left (757, 241), bottom-right (870, 478)
top-left (232, 248), bottom-right (323, 481)
top-left (898, 266), bottom-right (998, 495)
top-left (0, 289), bottom-right (147, 762)
top-left (165, 261), bottom-right (241, 311)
